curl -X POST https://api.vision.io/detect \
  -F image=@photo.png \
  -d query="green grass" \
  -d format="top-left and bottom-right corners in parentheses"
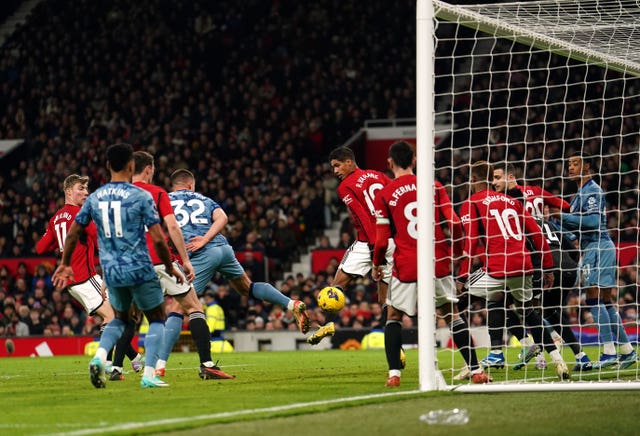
top-left (1, 348), bottom-right (640, 435)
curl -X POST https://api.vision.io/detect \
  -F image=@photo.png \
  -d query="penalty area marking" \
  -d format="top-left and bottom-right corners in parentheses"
top-left (46, 390), bottom-right (422, 436)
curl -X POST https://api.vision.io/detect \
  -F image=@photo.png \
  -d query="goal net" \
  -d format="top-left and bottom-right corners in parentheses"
top-left (418, 0), bottom-right (640, 392)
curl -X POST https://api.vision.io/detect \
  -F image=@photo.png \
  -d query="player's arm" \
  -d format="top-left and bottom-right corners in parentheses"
top-left (456, 200), bottom-right (476, 286)
top-left (537, 186), bottom-right (570, 212)
top-left (149, 223), bottom-right (183, 284)
top-left (164, 213), bottom-right (195, 282)
top-left (524, 212), bottom-right (554, 288)
top-left (344, 184), bottom-right (378, 243)
top-left (372, 193), bottom-right (390, 282)
top-left (558, 192), bottom-right (600, 231)
top-left (186, 207), bottom-right (228, 253)
top-left (35, 224), bottom-right (56, 254)
top-left (52, 221), bottom-right (84, 287)
top-left (437, 184), bottom-right (464, 258)
top-left (559, 210), bottom-right (600, 231)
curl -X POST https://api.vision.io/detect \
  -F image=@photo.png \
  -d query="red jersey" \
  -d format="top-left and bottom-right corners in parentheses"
top-left (338, 168), bottom-right (390, 244)
top-left (133, 181), bottom-right (178, 264)
top-left (434, 181), bottom-right (464, 278)
top-left (36, 204), bottom-right (98, 284)
top-left (516, 184), bottom-right (570, 218)
top-left (459, 189), bottom-right (552, 279)
top-left (373, 174), bottom-right (417, 282)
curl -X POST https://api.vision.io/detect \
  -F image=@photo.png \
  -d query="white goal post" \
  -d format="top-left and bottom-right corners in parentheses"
top-left (417, 0), bottom-right (640, 392)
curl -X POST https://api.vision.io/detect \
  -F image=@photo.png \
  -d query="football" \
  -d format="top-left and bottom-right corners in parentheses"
top-left (317, 286), bottom-right (346, 314)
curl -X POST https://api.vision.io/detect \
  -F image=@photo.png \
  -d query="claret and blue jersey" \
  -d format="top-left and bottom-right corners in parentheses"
top-left (562, 178), bottom-right (611, 248)
top-left (75, 182), bottom-right (159, 287)
top-left (168, 189), bottom-right (228, 250)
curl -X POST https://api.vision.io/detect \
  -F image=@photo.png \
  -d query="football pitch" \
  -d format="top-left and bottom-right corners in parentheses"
top-left (2, 348), bottom-right (639, 435)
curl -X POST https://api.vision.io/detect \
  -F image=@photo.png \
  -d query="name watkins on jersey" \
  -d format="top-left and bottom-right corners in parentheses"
top-left (388, 183), bottom-right (416, 206)
top-left (96, 187), bottom-right (131, 199)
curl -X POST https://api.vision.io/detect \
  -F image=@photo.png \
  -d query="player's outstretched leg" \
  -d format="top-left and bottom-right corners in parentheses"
top-left (307, 322), bottom-right (336, 345)
top-left (242, 281), bottom-right (310, 334)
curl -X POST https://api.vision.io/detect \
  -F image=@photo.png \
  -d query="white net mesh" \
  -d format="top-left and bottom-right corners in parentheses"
top-left (431, 0), bottom-right (640, 389)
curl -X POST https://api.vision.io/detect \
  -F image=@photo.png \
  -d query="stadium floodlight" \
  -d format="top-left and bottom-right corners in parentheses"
top-left (417, 0), bottom-right (640, 392)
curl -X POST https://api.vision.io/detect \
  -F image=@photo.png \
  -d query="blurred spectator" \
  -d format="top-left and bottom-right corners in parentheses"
top-left (30, 264), bottom-right (53, 294)
top-left (241, 251), bottom-right (264, 282)
top-left (316, 235), bottom-right (334, 249)
top-left (336, 231), bottom-right (355, 250)
top-left (0, 0), bottom-right (636, 336)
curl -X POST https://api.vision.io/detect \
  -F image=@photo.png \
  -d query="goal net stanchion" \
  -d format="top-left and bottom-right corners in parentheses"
top-left (417, 0), bottom-right (640, 392)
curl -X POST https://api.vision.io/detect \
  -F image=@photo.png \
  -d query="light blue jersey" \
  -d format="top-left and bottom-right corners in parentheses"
top-left (169, 190), bottom-right (228, 248)
top-left (562, 178), bottom-right (611, 248)
top-left (168, 189), bottom-right (241, 294)
top-left (562, 178), bottom-right (616, 287)
top-left (75, 182), bottom-right (160, 288)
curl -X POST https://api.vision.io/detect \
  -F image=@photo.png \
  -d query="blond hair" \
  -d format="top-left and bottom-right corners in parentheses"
top-left (63, 174), bottom-right (89, 191)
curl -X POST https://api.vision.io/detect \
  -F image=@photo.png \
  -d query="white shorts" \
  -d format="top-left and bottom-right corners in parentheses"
top-left (154, 262), bottom-right (191, 296)
top-left (68, 275), bottom-right (105, 315)
top-left (434, 276), bottom-right (459, 308)
top-left (386, 276), bottom-right (417, 316)
top-left (339, 240), bottom-right (394, 283)
top-left (466, 270), bottom-right (533, 303)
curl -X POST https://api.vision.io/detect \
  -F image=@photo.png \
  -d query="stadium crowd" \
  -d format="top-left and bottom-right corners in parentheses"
top-left (0, 0), bottom-right (416, 336)
top-left (0, 0), bottom-right (637, 341)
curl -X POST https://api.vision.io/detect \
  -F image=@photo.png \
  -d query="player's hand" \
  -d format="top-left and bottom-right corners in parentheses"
top-left (166, 264), bottom-right (184, 285)
top-left (100, 282), bottom-right (108, 300)
top-left (371, 265), bottom-right (382, 282)
top-left (456, 280), bottom-right (466, 295)
top-left (182, 260), bottom-right (195, 283)
top-left (548, 206), bottom-right (561, 218)
top-left (543, 272), bottom-right (554, 289)
top-left (53, 265), bottom-right (74, 289)
top-left (186, 235), bottom-right (207, 252)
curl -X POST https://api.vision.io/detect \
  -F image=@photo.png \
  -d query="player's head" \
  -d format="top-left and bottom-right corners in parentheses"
top-left (469, 160), bottom-right (493, 191)
top-left (170, 169), bottom-right (195, 191)
top-left (387, 141), bottom-right (415, 170)
top-left (106, 143), bottom-right (134, 175)
top-left (63, 174), bottom-right (89, 206)
top-left (133, 151), bottom-right (155, 181)
top-left (329, 146), bottom-right (357, 180)
top-left (568, 151), bottom-right (599, 180)
top-left (492, 162), bottom-right (517, 193)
